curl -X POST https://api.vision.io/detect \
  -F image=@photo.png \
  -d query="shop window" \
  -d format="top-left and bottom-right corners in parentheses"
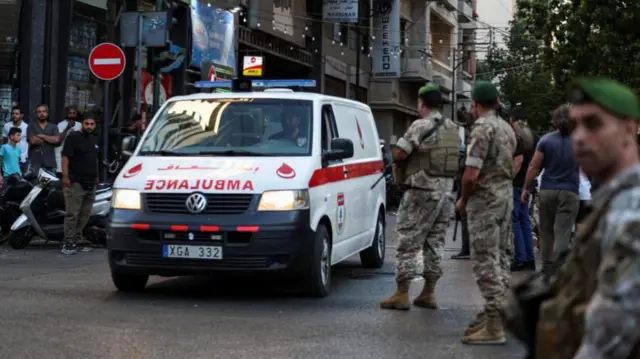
top-left (324, 75), bottom-right (345, 98)
top-left (348, 84), bottom-right (367, 103)
top-left (65, 2), bottom-right (106, 111)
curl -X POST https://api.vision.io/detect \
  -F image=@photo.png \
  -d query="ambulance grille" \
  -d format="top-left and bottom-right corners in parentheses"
top-left (144, 193), bottom-right (254, 214)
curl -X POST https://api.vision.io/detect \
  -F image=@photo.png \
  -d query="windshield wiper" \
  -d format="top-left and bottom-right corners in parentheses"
top-left (198, 150), bottom-right (269, 156)
top-left (138, 150), bottom-right (189, 156)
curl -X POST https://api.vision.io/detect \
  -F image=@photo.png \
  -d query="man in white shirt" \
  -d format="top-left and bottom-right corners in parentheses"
top-left (3, 106), bottom-right (29, 174)
top-left (55, 107), bottom-right (82, 175)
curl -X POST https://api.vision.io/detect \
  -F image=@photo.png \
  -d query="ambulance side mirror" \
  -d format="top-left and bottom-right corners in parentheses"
top-left (121, 135), bottom-right (137, 157)
top-left (324, 138), bottom-right (354, 161)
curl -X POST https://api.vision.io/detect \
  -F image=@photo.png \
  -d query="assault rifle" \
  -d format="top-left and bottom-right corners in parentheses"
top-left (369, 117), bottom-right (446, 190)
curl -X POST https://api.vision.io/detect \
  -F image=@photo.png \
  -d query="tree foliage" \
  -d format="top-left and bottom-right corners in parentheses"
top-left (521, 0), bottom-right (640, 91)
top-left (476, 1), bottom-right (562, 132)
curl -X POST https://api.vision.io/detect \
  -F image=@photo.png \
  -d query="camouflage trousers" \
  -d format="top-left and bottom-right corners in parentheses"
top-left (467, 187), bottom-right (513, 314)
top-left (395, 189), bottom-right (455, 283)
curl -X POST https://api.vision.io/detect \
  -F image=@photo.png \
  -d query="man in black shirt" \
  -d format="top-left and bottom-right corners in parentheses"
top-left (510, 116), bottom-right (536, 271)
top-left (60, 115), bottom-right (99, 255)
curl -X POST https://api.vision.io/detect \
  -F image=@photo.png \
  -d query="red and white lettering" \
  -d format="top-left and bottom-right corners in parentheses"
top-left (144, 179), bottom-right (254, 191)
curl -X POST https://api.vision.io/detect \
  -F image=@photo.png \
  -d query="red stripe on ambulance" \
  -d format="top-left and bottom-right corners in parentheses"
top-left (308, 160), bottom-right (383, 188)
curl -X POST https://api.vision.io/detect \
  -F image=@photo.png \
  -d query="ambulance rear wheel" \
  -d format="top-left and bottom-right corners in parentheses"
top-left (360, 211), bottom-right (385, 268)
top-left (303, 224), bottom-right (331, 298)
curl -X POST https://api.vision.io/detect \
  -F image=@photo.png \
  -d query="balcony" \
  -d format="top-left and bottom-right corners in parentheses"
top-left (438, 0), bottom-right (457, 12)
top-left (430, 3), bottom-right (457, 26)
top-left (457, 77), bottom-right (473, 98)
top-left (431, 59), bottom-right (453, 91)
top-left (458, 0), bottom-right (474, 22)
top-left (369, 80), bottom-right (420, 115)
top-left (400, 56), bottom-right (433, 82)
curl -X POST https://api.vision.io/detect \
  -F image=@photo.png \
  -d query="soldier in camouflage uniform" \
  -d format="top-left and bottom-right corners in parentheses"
top-left (380, 83), bottom-right (459, 310)
top-left (456, 81), bottom-right (516, 345)
top-left (506, 78), bottom-right (640, 359)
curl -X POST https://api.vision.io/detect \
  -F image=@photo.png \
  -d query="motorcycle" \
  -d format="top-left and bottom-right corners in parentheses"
top-left (7, 169), bottom-right (112, 249)
top-left (0, 173), bottom-right (37, 244)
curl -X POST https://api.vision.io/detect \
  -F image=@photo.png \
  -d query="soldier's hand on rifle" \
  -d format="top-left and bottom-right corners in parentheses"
top-left (456, 198), bottom-right (466, 216)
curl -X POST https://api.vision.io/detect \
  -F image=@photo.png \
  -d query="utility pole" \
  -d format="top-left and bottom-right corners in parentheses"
top-left (152, 0), bottom-right (163, 113)
top-left (488, 27), bottom-right (494, 59)
top-left (355, 26), bottom-right (360, 101)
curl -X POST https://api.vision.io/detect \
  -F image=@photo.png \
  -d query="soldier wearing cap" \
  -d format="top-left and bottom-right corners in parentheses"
top-left (502, 78), bottom-right (640, 359)
top-left (380, 83), bottom-right (459, 310)
top-left (457, 81), bottom-right (516, 345)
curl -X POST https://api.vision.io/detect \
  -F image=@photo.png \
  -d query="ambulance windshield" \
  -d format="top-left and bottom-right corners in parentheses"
top-left (138, 98), bottom-right (313, 156)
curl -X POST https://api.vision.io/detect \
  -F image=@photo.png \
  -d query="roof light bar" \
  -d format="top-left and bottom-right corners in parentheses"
top-left (195, 79), bottom-right (317, 89)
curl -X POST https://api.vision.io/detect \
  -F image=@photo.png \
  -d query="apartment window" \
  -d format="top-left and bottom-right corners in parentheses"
top-left (400, 18), bottom-right (408, 57)
top-left (348, 27), bottom-right (357, 51)
top-left (332, 23), bottom-right (348, 46)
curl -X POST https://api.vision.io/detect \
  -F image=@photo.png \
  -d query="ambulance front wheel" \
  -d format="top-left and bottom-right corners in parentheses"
top-left (359, 211), bottom-right (386, 268)
top-left (302, 224), bottom-right (332, 298)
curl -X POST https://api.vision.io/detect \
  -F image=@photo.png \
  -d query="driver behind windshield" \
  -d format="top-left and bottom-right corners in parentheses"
top-left (269, 112), bottom-right (305, 145)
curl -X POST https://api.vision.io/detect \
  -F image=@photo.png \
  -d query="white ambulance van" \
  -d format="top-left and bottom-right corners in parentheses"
top-left (108, 81), bottom-right (386, 297)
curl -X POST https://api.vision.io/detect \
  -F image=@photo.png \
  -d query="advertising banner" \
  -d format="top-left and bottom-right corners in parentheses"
top-left (190, 0), bottom-right (236, 75)
top-left (371, 0), bottom-right (401, 78)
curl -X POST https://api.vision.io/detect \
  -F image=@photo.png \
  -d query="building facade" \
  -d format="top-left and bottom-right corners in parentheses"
top-left (368, 0), bottom-right (476, 144)
top-left (4, 0), bottom-right (475, 146)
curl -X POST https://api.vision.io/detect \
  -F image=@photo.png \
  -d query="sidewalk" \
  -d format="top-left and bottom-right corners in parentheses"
top-left (383, 214), bottom-right (527, 358)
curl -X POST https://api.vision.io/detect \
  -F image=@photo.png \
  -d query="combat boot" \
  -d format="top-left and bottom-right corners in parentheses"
top-left (380, 280), bottom-right (410, 310)
top-left (412, 281), bottom-right (438, 309)
top-left (461, 312), bottom-right (506, 345)
top-left (464, 311), bottom-right (485, 335)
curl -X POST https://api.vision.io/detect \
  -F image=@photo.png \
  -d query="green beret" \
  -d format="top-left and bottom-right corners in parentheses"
top-left (569, 77), bottom-right (640, 119)
top-left (472, 81), bottom-right (499, 102)
top-left (418, 83), bottom-right (440, 96)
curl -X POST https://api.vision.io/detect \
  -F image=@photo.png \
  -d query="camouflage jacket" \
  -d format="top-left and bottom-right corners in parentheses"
top-left (465, 110), bottom-right (517, 194)
top-left (395, 111), bottom-right (455, 192)
top-left (572, 164), bottom-right (640, 359)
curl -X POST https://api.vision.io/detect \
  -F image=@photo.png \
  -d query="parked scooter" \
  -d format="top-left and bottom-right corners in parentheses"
top-left (0, 173), bottom-right (38, 244)
top-left (8, 169), bottom-right (112, 249)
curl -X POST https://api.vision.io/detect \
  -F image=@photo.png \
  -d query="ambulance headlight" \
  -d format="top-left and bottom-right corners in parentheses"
top-left (111, 189), bottom-right (141, 210)
top-left (257, 190), bottom-right (309, 211)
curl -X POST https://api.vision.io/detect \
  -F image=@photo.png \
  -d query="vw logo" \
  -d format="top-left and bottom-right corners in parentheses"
top-left (185, 193), bottom-right (208, 214)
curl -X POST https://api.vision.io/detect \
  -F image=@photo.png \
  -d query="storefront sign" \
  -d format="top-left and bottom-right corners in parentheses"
top-left (371, 0), bottom-right (401, 78)
top-left (323, 0), bottom-right (359, 23)
top-left (141, 70), bottom-right (172, 106)
top-left (190, 1), bottom-right (236, 74)
top-left (242, 56), bottom-right (264, 77)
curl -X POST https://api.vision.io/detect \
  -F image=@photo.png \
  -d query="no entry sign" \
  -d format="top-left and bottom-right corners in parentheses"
top-left (88, 43), bottom-right (126, 81)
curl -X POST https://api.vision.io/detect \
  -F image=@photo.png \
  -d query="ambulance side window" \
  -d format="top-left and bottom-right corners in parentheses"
top-left (321, 104), bottom-right (338, 151)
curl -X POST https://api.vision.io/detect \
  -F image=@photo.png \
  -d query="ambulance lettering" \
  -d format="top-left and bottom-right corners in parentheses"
top-left (336, 192), bottom-right (346, 234)
top-left (144, 179), bottom-right (254, 191)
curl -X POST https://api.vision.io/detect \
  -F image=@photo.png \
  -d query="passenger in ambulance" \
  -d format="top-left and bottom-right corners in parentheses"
top-left (268, 111), bottom-right (307, 147)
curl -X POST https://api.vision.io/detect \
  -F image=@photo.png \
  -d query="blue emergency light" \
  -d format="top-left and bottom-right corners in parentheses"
top-left (195, 79), bottom-right (316, 89)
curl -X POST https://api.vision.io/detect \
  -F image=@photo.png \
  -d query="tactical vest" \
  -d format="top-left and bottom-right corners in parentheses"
top-left (403, 119), bottom-right (460, 178)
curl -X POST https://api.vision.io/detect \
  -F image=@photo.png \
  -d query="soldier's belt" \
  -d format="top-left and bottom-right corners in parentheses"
top-left (397, 184), bottom-right (434, 192)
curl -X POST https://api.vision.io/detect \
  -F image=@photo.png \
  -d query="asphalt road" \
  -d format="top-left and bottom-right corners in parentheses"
top-left (0, 216), bottom-right (526, 359)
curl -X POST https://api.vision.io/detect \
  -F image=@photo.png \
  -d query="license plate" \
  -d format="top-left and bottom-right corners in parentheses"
top-left (162, 245), bottom-right (223, 260)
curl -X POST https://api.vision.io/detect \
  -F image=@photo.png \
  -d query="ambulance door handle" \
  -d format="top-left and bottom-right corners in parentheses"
top-left (342, 167), bottom-right (348, 178)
